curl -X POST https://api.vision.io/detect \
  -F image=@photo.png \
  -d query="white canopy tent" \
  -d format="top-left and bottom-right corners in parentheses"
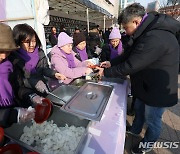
top-left (0, 0), bottom-right (116, 53)
top-left (0, 0), bottom-right (50, 57)
top-left (48, 0), bottom-right (115, 31)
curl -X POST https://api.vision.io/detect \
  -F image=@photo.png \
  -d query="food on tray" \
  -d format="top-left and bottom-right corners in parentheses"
top-left (88, 65), bottom-right (99, 69)
top-left (20, 120), bottom-right (85, 154)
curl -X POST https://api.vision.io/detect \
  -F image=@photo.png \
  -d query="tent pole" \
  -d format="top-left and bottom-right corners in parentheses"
top-left (103, 15), bottom-right (105, 33)
top-left (0, 17), bottom-right (34, 22)
top-left (31, 0), bottom-right (37, 31)
top-left (86, 8), bottom-right (89, 33)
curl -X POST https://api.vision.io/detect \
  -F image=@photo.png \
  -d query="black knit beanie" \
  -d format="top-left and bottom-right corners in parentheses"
top-left (73, 32), bottom-right (86, 46)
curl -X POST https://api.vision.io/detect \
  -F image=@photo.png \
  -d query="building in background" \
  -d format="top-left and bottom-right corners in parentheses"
top-left (167, 0), bottom-right (180, 5)
top-left (147, 1), bottom-right (159, 12)
top-left (159, 0), bottom-right (180, 19)
top-left (88, 0), bottom-right (120, 28)
top-left (47, 0), bottom-right (120, 33)
top-left (0, 0), bottom-right (121, 55)
top-left (119, 0), bottom-right (135, 11)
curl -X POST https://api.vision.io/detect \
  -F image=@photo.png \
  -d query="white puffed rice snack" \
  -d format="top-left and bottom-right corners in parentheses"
top-left (20, 120), bottom-right (85, 154)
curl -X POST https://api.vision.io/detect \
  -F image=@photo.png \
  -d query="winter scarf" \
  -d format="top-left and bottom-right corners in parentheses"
top-left (109, 42), bottom-right (123, 60)
top-left (0, 59), bottom-right (15, 107)
top-left (17, 47), bottom-right (39, 74)
top-left (60, 49), bottom-right (76, 68)
top-left (75, 47), bottom-right (88, 61)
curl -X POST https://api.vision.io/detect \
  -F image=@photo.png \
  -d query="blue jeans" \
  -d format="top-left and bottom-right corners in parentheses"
top-left (131, 99), bottom-right (165, 143)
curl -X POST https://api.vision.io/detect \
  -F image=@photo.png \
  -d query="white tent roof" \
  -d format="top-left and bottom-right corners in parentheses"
top-left (48, 0), bottom-right (113, 22)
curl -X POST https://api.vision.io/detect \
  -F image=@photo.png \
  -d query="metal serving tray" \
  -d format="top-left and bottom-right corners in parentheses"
top-left (4, 106), bottom-right (90, 154)
top-left (47, 82), bottom-right (113, 121)
top-left (61, 82), bottom-right (113, 121)
top-left (46, 85), bottom-right (79, 106)
top-left (70, 79), bottom-right (87, 87)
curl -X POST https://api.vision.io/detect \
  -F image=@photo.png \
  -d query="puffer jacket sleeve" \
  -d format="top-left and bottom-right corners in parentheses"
top-left (104, 34), bottom-right (167, 77)
top-left (23, 49), bottom-right (57, 88)
top-left (51, 49), bottom-right (87, 79)
top-left (9, 70), bottom-right (35, 107)
top-left (8, 52), bottom-right (39, 90)
top-left (38, 49), bottom-right (57, 78)
top-left (110, 47), bottom-right (131, 66)
top-left (51, 55), bottom-right (87, 79)
top-left (100, 44), bottom-right (111, 62)
top-left (0, 108), bottom-right (18, 128)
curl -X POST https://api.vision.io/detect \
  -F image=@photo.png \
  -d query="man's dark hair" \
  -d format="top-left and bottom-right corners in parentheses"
top-left (118, 3), bottom-right (146, 24)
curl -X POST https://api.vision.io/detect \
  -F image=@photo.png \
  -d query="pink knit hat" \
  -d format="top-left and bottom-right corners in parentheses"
top-left (109, 27), bottom-right (121, 40)
top-left (58, 32), bottom-right (73, 47)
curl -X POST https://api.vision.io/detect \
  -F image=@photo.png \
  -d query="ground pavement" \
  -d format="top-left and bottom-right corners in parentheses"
top-left (124, 75), bottom-right (180, 154)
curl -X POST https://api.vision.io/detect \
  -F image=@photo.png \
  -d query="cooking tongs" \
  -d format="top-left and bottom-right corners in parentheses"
top-left (46, 91), bottom-right (66, 105)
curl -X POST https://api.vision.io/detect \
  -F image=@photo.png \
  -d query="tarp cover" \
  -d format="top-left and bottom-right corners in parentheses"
top-left (0, 0), bottom-right (50, 56)
top-left (77, 0), bottom-right (112, 17)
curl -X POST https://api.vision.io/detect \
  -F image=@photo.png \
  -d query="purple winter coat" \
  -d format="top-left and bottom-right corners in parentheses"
top-left (51, 45), bottom-right (88, 84)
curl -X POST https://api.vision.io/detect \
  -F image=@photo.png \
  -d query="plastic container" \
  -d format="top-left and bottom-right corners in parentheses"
top-left (34, 98), bottom-right (52, 124)
top-left (4, 106), bottom-right (90, 154)
top-left (0, 127), bottom-right (4, 143)
top-left (0, 144), bottom-right (23, 154)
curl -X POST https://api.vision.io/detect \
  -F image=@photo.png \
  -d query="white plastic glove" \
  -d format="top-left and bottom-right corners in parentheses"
top-left (100, 61), bottom-right (111, 68)
top-left (95, 46), bottom-right (102, 55)
top-left (35, 80), bottom-right (49, 93)
top-left (17, 107), bottom-right (35, 123)
top-left (85, 68), bottom-right (93, 75)
top-left (55, 72), bottom-right (67, 81)
top-left (31, 94), bottom-right (43, 104)
top-left (92, 58), bottom-right (99, 65)
top-left (97, 67), bottom-right (104, 77)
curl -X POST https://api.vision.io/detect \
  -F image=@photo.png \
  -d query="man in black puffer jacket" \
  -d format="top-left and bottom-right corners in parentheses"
top-left (99, 3), bottom-right (180, 154)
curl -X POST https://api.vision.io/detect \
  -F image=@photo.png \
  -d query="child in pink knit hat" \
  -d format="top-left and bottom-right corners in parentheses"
top-left (51, 32), bottom-right (93, 84)
top-left (100, 27), bottom-right (123, 61)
